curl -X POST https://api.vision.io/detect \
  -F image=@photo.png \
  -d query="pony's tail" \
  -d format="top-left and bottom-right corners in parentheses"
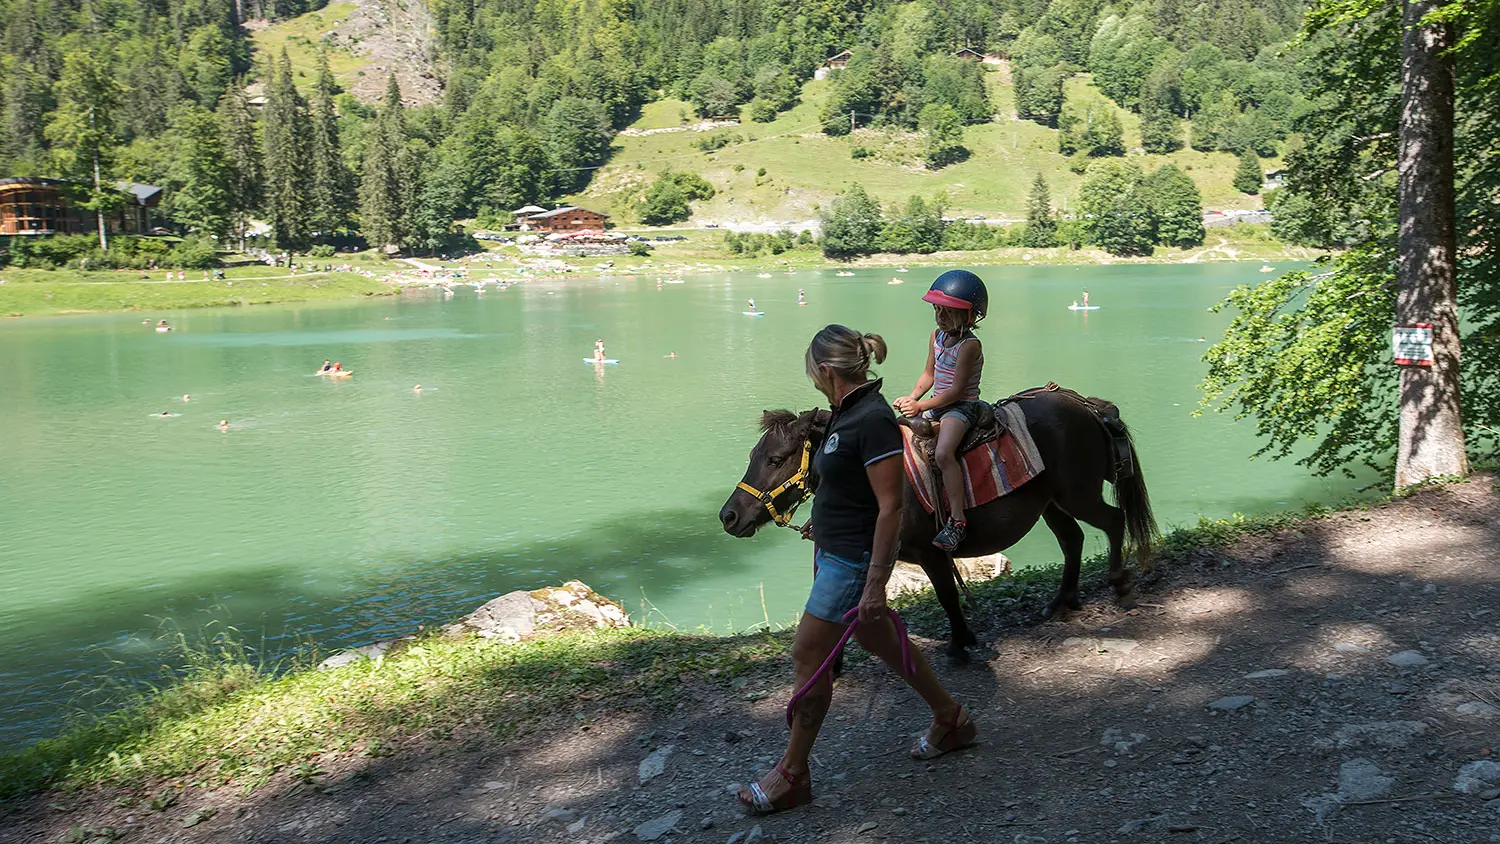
top-left (1109, 416), bottom-right (1159, 570)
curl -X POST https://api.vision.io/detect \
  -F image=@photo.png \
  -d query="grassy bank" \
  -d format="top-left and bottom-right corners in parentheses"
top-left (2, 224), bottom-right (1322, 317)
top-left (0, 502), bottom-right (1349, 802)
top-left (0, 265), bottom-right (399, 318)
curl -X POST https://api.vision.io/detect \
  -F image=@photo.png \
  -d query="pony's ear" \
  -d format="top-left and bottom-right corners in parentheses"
top-left (800, 408), bottom-right (832, 433)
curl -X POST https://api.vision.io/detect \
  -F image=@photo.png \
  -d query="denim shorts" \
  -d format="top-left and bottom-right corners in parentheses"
top-left (805, 548), bottom-right (870, 623)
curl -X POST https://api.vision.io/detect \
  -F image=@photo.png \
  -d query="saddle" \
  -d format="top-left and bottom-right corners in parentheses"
top-left (898, 399), bottom-right (1001, 461)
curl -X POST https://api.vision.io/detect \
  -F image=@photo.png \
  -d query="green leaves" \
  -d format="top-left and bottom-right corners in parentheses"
top-left (1200, 247), bottom-right (1397, 476)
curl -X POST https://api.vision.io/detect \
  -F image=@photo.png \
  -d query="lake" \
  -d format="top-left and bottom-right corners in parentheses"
top-left (0, 263), bottom-right (1366, 745)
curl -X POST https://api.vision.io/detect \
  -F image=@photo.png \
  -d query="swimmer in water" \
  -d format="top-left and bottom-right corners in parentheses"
top-left (218, 419), bottom-right (229, 430)
top-left (665, 351), bottom-right (678, 359)
top-left (797, 289), bottom-right (806, 305)
top-left (158, 411), bottom-right (171, 417)
top-left (413, 384), bottom-right (422, 392)
top-left (182, 394), bottom-right (190, 402)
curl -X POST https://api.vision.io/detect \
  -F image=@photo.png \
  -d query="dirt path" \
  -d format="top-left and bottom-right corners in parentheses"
top-left (5, 478), bottom-right (1499, 844)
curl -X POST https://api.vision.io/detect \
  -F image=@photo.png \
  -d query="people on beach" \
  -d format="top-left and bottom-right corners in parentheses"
top-left (893, 270), bottom-right (989, 552)
top-left (736, 324), bottom-right (976, 814)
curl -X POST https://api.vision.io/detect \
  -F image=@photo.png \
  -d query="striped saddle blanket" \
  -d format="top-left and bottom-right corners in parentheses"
top-left (901, 402), bottom-right (1045, 515)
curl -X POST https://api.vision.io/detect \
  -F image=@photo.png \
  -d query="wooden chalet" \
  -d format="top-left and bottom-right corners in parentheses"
top-left (0, 177), bottom-right (162, 236)
top-left (815, 49), bottom-right (853, 79)
top-left (952, 47), bottom-right (985, 61)
top-left (523, 206), bottom-right (610, 234)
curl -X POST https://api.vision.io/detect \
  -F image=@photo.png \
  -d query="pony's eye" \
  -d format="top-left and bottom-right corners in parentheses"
top-left (767, 456), bottom-right (785, 468)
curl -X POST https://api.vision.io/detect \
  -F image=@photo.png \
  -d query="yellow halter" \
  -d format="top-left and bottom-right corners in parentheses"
top-left (736, 439), bottom-right (815, 528)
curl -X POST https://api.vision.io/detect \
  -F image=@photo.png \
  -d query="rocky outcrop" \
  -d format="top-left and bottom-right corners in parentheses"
top-left (885, 553), bottom-right (1010, 598)
top-left (443, 580), bottom-right (631, 641)
top-left (317, 580), bottom-right (630, 669)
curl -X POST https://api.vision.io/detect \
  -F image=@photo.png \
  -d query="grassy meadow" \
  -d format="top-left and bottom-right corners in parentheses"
top-left (0, 263), bottom-right (399, 318)
top-left (567, 68), bottom-right (1274, 225)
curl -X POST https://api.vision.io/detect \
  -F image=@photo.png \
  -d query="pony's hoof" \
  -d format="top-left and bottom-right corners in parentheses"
top-left (945, 644), bottom-right (971, 664)
top-left (1042, 596), bottom-right (1080, 619)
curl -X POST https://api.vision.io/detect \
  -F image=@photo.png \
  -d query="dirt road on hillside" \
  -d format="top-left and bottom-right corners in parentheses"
top-left (4, 477), bottom-right (1499, 844)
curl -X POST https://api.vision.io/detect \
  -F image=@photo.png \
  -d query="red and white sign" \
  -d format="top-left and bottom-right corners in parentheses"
top-left (1393, 324), bottom-right (1434, 366)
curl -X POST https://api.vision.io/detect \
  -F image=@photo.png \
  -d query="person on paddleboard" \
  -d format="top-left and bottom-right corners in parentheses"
top-left (747, 298), bottom-right (758, 313)
top-left (797, 289), bottom-right (806, 306)
top-left (735, 324), bottom-right (975, 815)
top-left (1082, 289), bottom-right (1090, 308)
top-left (893, 270), bottom-right (988, 552)
top-left (594, 339), bottom-right (606, 362)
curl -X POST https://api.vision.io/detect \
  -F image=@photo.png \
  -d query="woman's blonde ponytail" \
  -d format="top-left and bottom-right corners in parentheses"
top-left (805, 325), bottom-right (886, 390)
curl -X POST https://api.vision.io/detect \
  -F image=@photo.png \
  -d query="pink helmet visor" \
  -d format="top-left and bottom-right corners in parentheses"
top-left (922, 289), bottom-right (973, 309)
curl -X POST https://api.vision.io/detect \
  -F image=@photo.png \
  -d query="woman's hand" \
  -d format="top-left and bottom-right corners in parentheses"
top-left (857, 580), bottom-right (888, 625)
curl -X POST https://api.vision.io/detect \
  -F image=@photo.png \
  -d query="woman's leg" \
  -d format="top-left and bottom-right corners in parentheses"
top-left (742, 612), bottom-right (847, 801)
top-left (851, 613), bottom-right (961, 724)
top-left (935, 417), bottom-right (969, 524)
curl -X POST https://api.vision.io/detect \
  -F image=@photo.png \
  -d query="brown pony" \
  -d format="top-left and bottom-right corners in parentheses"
top-left (719, 389), bottom-right (1158, 660)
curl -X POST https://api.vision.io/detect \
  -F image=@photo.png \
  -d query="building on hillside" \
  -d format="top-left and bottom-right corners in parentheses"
top-left (814, 50), bottom-right (853, 80)
top-left (524, 206), bottom-right (610, 234)
top-left (0, 177), bottom-right (162, 236)
top-left (510, 204), bottom-right (547, 230)
top-left (952, 47), bottom-right (985, 61)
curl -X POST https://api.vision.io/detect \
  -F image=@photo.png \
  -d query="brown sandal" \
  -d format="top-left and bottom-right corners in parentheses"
top-left (737, 763), bottom-right (813, 814)
top-left (910, 703), bottom-right (977, 760)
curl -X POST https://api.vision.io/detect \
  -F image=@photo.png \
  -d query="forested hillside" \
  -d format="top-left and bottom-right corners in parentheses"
top-left (0, 0), bottom-right (1310, 255)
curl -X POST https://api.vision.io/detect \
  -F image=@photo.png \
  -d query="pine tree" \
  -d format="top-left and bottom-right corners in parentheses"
top-left (307, 50), bottom-right (351, 240)
top-left (261, 49), bottom-right (312, 250)
top-left (218, 82), bottom-right (263, 251)
top-left (1022, 173), bottom-right (1059, 248)
top-left (168, 106), bottom-right (234, 238)
top-left (1139, 88), bottom-right (1182, 154)
top-left (359, 73), bottom-right (407, 249)
top-left (1233, 147), bottom-right (1263, 194)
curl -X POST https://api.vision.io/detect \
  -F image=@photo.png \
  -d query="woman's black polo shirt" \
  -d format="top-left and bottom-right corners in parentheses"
top-left (811, 378), bottom-right (904, 560)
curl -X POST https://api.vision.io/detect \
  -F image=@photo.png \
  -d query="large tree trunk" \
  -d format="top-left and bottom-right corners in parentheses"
top-left (1394, 0), bottom-right (1467, 490)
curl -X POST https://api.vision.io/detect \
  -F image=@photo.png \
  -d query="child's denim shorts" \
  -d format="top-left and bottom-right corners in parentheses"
top-left (805, 548), bottom-right (870, 623)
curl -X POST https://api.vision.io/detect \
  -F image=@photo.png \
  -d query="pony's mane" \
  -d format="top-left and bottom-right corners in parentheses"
top-left (759, 409), bottom-right (799, 438)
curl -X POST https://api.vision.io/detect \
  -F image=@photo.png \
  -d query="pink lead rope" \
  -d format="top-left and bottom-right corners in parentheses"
top-left (784, 606), bottom-right (917, 727)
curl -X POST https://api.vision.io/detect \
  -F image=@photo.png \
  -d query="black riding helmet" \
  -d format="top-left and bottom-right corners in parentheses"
top-left (921, 269), bottom-right (989, 321)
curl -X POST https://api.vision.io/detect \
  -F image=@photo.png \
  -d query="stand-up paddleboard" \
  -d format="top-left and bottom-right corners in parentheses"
top-left (743, 311), bottom-right (764, 316)
top-left (584, 358), bottom-right (620, 364)
top-left (1067, 304), bottom-right (1100, 311)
